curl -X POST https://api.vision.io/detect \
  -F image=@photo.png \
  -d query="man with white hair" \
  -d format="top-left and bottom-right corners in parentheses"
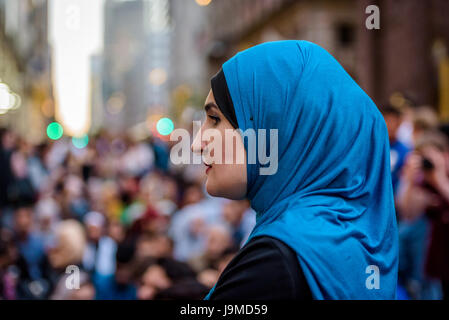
top-left (82, 211), bottom-right (117, 278)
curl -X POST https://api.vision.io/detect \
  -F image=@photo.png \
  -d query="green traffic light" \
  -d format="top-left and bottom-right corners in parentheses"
top-left (47, 122), bottom-right (63, 140)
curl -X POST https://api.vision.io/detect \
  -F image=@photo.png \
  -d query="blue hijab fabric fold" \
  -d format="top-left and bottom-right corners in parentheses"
top-left (205, 40), bottom-right (398, 300)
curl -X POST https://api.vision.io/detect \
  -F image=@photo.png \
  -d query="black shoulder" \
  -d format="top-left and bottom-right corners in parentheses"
top-left (208, 236), bottom-right (312, 300)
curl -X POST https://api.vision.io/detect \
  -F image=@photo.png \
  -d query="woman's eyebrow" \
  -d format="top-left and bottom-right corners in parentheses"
top-left (204, 102), bottom-right (218, 112)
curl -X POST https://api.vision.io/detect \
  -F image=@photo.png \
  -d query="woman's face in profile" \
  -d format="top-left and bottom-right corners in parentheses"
top-left (191, 90), bottom-right (247, 200)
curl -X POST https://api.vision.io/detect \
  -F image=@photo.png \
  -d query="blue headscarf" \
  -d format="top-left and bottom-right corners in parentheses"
top-left (205, 40), bottom-right (398, 300)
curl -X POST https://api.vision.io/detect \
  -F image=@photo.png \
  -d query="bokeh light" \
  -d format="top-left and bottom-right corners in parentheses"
top-left (106, 93), bottom-right (126, 115)
top-left (0, 83), bottom-right (11, 109)
top-left (149, 68), bottom-right (168, 86)
top-left (0, 83), bottom-right (21, 114)
top-left (156, 117), bottom-right (174, 136)
top-left (72, 134), bottom-right (89, 149)
top-left (195, 0), bottom-right (212, 6)
top-left (46, 122), bottom-right (64, 140)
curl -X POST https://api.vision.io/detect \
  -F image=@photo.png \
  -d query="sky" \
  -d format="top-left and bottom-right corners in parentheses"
top-left (48, 0), bottom-right (105, 137)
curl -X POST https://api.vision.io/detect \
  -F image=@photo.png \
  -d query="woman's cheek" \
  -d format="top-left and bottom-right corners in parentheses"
top-left (210, 164), bottom-right (247, 200)
top-left (205, 164), bottom-right (225, 197)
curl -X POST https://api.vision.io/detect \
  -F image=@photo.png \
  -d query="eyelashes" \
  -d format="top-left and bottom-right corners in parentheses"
top-left (208, 115), bottom-right (220, 126)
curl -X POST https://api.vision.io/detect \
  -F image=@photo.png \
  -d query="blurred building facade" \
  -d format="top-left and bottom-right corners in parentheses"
top-left (2, 0), bottom-right (448, 140)
top-left (169, 0), bottom-right (210, 119)
top-left (102, 0), bottom-right (172, 134)
top-left (103, 0), bottom-right (149, 133)
top-left (357, 0), bottom-right (449, 113)
top-left (207, 0), bottom-right (449, 113)
top-left (207, 0), bottom-right (358, 90)
top-left (90, 54), bottom-right (104, 134)
top-left (0, 0), bottom-right (52, 143)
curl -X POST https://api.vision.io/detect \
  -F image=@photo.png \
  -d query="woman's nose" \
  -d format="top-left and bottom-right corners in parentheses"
top-left (191, 130), bottom-right (203, 155)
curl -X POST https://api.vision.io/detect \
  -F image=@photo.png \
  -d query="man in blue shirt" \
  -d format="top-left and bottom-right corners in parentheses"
top-left (382, 105), bottom-right (411, 195)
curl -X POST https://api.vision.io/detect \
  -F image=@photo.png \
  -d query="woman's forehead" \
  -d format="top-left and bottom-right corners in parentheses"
top-left (205, 89), bottom-right (215, 105)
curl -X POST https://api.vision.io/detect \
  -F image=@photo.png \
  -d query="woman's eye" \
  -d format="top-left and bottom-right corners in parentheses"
top-left (208, 115), bottom-right (220, 125)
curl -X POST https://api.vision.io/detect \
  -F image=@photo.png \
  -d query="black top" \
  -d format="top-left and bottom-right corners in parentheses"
top-left (208, 236), bottom-right (313, 300)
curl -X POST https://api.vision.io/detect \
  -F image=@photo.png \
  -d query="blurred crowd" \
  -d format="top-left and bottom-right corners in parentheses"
top-left (382, 95), bottom-right (449, 300)
top-left (1, 93), bottom-right (449, 300)
top-left (0, 127), bottom-right (255, 300)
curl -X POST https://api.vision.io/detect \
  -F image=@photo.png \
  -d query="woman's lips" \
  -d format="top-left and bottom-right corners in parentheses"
top-left (205, 164), bottom-right (212, 174)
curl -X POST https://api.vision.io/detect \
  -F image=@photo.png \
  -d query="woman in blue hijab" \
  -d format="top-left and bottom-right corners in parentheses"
top-left (191, 40), bottom-right (398, 299)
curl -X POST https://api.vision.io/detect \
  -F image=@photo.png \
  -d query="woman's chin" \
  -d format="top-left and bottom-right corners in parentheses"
top-left (205, 179), bottom-right (220, 197)
top-left (205, 179), bottom-right (245, 200)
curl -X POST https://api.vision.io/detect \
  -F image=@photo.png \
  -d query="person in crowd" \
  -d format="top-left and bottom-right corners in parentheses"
top-left (94, 241), bottom-right (137, 300)
top-left (222, 199), bottom-right (255, 247)
top-left (411, 106), bottom-right (440, 145)
top-left (135, 232), bottom-right (173, 260)
top-left (395, 106), bottom-right (444, 300)
top-left (8, 149), bottom-right (36, 208)
top-left (196, 246), bottom-right (238, 289)
top-left (34, 196), bottom-right (60, 249)
top-left (188, 224), bottom-right (234, 274)
top-left (0, 129), bottom-right (15, 212)
top-left (169, 183), bottom-right (225, 262)
top-left (382, 104), bottom-right (411, 195)
top-left (135, 256), bottom-right (208, 300)
top-left (397, 131), bottom-right (449, 300)
top-left (393, 93), bottom-right (416, 149)
top-left (0, 228), bottom-right (18, 300)
top-left (48, 219), bottom-right (94, 300)
top-left (13, 204), bottom-right (52, 299)
top-left (82, 211), bottom-right (117, 278)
